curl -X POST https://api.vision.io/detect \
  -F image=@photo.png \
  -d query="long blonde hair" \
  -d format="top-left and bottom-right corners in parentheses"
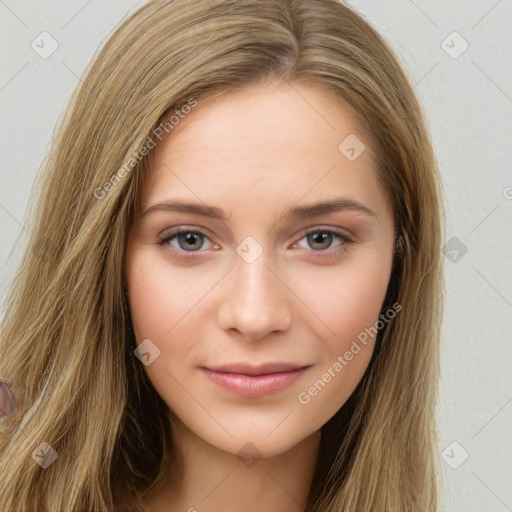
top-left (0, 0), bottom-right (445, 510)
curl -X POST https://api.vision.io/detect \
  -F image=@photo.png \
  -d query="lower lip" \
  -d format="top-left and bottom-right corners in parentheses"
top-left (200, 367), bottom-right (308, 398)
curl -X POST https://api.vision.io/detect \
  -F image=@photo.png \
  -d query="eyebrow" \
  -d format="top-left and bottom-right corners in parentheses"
top-left (140, 197), bottom-right (377, 221)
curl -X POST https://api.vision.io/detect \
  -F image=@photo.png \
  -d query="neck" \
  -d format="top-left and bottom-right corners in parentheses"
top-left (143, 417), bottom-right (321, 512)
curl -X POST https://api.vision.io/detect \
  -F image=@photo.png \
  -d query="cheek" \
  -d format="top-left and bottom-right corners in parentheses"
top-left (127, 268), bottom-right (174, 342)
top-left (291, 250), bottom-right (392, 419)
top-left (125, 250), bottom-right (197, 405)
top-left (125, 248), bottom-right (221, 392)
top-left (126, 248), bottom-right (216, 341)
top-left (293, 249), bottom-right (392, 348)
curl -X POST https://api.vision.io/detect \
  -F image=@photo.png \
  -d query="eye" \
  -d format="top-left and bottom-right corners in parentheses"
top-left (157, 227), bottom-right (215, 254)
top-left (294, 228), bottom-right (353, 253)
top-left (157, 226), bottom-right (354, 261)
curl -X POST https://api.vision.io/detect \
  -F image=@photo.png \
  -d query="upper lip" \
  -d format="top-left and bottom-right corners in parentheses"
top-left (203, 362), bottom-right (309, 376)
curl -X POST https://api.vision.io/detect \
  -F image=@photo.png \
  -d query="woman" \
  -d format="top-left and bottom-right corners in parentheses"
top-left (0, 0), bottom-right (445, 510)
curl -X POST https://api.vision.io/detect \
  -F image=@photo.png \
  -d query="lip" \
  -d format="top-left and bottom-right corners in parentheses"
top-left (200, 363), bottom-right (310, 398)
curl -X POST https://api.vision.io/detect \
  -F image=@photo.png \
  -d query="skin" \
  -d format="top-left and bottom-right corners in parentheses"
top-left (125, 81), bottom-right (396, 511)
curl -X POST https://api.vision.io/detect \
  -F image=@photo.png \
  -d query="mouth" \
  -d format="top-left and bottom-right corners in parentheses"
top-left (199, 362), bottom-right (311, 398)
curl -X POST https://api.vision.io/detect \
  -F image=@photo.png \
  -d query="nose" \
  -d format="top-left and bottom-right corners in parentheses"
top-left (216, 252), bottom-right (293, 341)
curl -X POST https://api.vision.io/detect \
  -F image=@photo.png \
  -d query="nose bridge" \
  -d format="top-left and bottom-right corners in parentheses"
top-left (217, 249), bottom-right (292, 340)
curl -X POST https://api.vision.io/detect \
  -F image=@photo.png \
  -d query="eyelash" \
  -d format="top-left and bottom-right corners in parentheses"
top-left (157, 226), bottom-right (354, 262)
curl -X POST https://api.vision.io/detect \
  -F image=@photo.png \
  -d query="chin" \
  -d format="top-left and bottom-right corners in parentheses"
top-left (201, 425), bottom-right (318, 461)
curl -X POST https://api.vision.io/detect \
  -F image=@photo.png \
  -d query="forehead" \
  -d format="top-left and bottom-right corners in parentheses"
top-left (140, 81), bottom-right (390, 220)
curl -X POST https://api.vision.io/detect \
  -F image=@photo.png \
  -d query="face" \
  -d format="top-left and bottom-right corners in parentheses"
top-left (125, 81), bottom-right (396, 459)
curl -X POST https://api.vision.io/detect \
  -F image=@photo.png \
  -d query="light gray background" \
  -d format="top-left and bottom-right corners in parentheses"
top-left (1, 1), bottom-right (511, 510)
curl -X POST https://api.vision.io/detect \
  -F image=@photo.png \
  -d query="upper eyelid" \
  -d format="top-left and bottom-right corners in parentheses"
top-left (293, 225), bottom-right (353, 241)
